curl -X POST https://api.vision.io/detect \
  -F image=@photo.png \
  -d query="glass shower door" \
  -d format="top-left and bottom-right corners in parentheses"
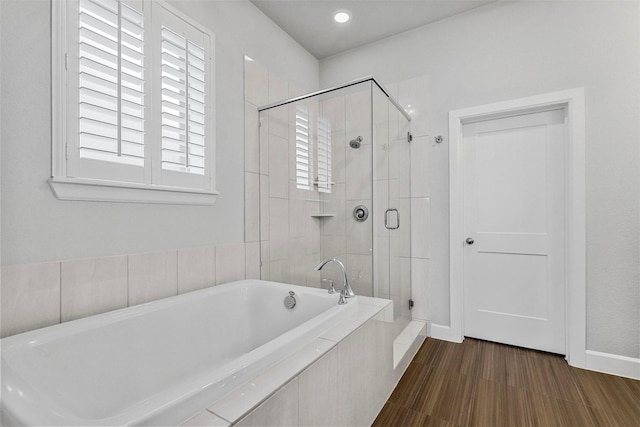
top-left (373, 85), bottom-right (412, 326)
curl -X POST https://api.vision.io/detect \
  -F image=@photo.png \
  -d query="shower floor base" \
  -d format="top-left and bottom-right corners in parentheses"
top-left (393, 320), bottom-right (427, 369)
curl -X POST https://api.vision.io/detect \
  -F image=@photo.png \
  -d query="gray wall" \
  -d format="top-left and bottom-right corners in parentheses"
top-left (320, 0), bottom-right (639, 359)
top-left (0, 0), bottom-right (318, 265)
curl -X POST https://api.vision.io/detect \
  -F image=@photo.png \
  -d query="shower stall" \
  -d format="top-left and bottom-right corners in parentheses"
top-left (257, 77), bottom-right (413, 336)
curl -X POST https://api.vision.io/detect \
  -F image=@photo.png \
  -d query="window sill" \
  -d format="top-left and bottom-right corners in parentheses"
top-left (48, 177), bottom-right (219, 205)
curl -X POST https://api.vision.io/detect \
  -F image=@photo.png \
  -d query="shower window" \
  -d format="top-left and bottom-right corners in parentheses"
top-left (294, 107), bottom-right (332, 194)
top-left (50, 0), bottom-right (218, 204)
top-left (295, 106), bottom-right (313, 190)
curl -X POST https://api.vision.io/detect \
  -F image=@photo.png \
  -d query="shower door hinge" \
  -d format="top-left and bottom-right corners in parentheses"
top-left (409, 299), bottom-right (414, 310)
top-left (407, 132), bottom-right (413, 143)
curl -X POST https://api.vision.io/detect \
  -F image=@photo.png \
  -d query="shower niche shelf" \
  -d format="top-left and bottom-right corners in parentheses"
top-left (310, 213), bottom-right (336, 218)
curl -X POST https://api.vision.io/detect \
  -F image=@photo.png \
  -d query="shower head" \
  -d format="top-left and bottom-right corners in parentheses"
top-left (349, 136), bottom-right (362, 149)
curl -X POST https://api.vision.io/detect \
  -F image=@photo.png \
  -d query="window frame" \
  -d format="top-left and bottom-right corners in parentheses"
top-left (50, 0), bottom-right (218, 205)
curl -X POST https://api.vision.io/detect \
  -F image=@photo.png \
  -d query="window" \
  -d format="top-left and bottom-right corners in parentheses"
top-left (295, 106), bottom-right (313, 190)
top-left (50, 0), bottom-right (217, 204)
top-left (294, 106), bottom-right (332, 194)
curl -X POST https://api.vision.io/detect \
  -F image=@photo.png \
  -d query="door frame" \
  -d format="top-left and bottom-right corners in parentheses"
top-left (448, 88), bottom-right (586, 368)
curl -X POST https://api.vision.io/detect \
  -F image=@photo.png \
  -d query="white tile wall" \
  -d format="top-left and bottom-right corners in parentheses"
top-left (245, 242), bottom-right (261, 280)
top-left (2, 241), bottom-right (255, 337)
top-left (320, 95), bottom-right (345, 132)
top-left (411, 258), bottom-right (430, 321)
top-left (128, 251), bottom-right (178, 306)
top-left (298, 347), bottom-right (339, 426)
top-left (61, 255), bottom-right (128, 322)
top-left (268, 71), bottom-right (289, 104)
top-left (346, 200), bottom-right (373, 255)
top-left (268, 134), bottom-right (289, 199)
top-left (411, 197), bottom-right (430, 259)
top-left (177, 246), bottom-right (216, 294)
top-left (244, 103), bottom-right (260, 174)
top-left (245, 172), bottom-right (260, 242)
top-left (215, 243), bottom-right (246, 285)
top-left (1, 262), bottom-right (60, 337)
top-left (345, 142), bottom-right (372, 201)
top-left (269, 198), bottom-right (289, 260)
top-left (243, 56), bottom-right (268, 107)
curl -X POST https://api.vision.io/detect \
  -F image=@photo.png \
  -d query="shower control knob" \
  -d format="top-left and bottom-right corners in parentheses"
top-left (466, 237), bottom-right (474, 245)
top-left (353, 205), bottom-right (369, 222)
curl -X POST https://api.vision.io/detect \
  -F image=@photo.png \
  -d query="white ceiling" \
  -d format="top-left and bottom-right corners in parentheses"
top-left (250, 0), bottom-right (496, 59)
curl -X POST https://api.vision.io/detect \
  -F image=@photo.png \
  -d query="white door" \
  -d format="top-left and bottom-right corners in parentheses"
top-left (462, 108), bottom-right (566, 354)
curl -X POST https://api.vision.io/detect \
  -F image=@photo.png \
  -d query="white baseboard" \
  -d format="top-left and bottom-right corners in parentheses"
top-left (429, 323), bottom-right (463, 343)
top-left (585, 350), bottom-right (640, 380)
top-left (429, 325), bottom-right (639, 381)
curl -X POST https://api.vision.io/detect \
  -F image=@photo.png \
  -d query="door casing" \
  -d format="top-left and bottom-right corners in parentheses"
top-left (448, 88), bottom-right (586, 368)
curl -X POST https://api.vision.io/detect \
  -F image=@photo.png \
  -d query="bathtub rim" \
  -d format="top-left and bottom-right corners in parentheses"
top-left (0, 280), bottom-right (361, 426)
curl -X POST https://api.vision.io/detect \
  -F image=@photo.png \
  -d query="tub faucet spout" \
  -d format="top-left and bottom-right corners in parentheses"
top-left (313, 258), bottom-right (355, 304)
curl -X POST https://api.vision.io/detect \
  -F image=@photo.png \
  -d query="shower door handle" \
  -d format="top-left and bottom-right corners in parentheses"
top-left (384, 208), bottom-right (400, 230)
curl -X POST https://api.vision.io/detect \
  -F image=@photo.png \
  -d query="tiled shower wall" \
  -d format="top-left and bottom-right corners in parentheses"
top-left (244, 56), bottom-right (323, 288)
top-left (245, 56), bottom-right (431, 323)
top-left (0, 242), bottom-right (252, 338)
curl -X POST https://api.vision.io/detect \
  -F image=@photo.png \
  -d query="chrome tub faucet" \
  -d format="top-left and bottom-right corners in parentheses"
top-left (313, 258), bottom-right (355, 305)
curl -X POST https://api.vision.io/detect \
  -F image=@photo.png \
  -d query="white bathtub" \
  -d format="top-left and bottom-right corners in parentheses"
top-left (1, 280), bottom-right (356, 426)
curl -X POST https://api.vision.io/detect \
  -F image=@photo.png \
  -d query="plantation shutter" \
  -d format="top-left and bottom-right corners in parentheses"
top-left (316, 116), bottom-right (332, 193)
top-left (71, 0), bottom-right (146, 183)
top-left (157, 6), bottom-right (212, 189)
top-left (295, 106), bottom-right (313, 190)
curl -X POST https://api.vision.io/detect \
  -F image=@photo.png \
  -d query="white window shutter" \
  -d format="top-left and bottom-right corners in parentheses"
top-left (157, 5), bottom-right (213, 190)
top-left (295, 106), bottom-right (313, 191)
top-left (316, 116), bottom-right (332, 193)
top-left (74, 0), bottom-right (146, 181)
top-left (53, 0), bottom-right (217, 203)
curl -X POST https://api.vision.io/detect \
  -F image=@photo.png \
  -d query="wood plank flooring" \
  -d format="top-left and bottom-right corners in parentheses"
top-left (374, 338), bottom-right (640, 426)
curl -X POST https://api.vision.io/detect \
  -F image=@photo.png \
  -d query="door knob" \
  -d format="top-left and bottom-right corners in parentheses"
top-left (466, 237), bottom-right (474, 245)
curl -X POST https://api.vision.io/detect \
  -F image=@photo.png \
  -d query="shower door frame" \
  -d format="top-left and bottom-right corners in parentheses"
top-left (257, 76), bottom-right (412, 303)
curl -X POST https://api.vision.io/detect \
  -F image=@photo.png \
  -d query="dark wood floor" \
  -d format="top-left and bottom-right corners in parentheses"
top-left (374, 338), bottom-right (640, 426)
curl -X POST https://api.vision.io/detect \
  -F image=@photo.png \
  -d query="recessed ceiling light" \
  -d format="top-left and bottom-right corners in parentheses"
top-left (333, 9), bottom-right (351, 24)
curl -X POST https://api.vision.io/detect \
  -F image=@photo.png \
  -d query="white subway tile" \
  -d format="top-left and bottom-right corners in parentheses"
top-left (1, 262), bottom-right (61, 337)
top-left (61, 256), bottom-right (128, 322)
top-left (177, 246), bottom-right (216, 294)
top-left (128, 251), bottom-right (178, 306)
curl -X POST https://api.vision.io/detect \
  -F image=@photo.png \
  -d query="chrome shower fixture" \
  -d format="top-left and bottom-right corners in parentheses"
top-left (349, 136), bottom-right (362, 149)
